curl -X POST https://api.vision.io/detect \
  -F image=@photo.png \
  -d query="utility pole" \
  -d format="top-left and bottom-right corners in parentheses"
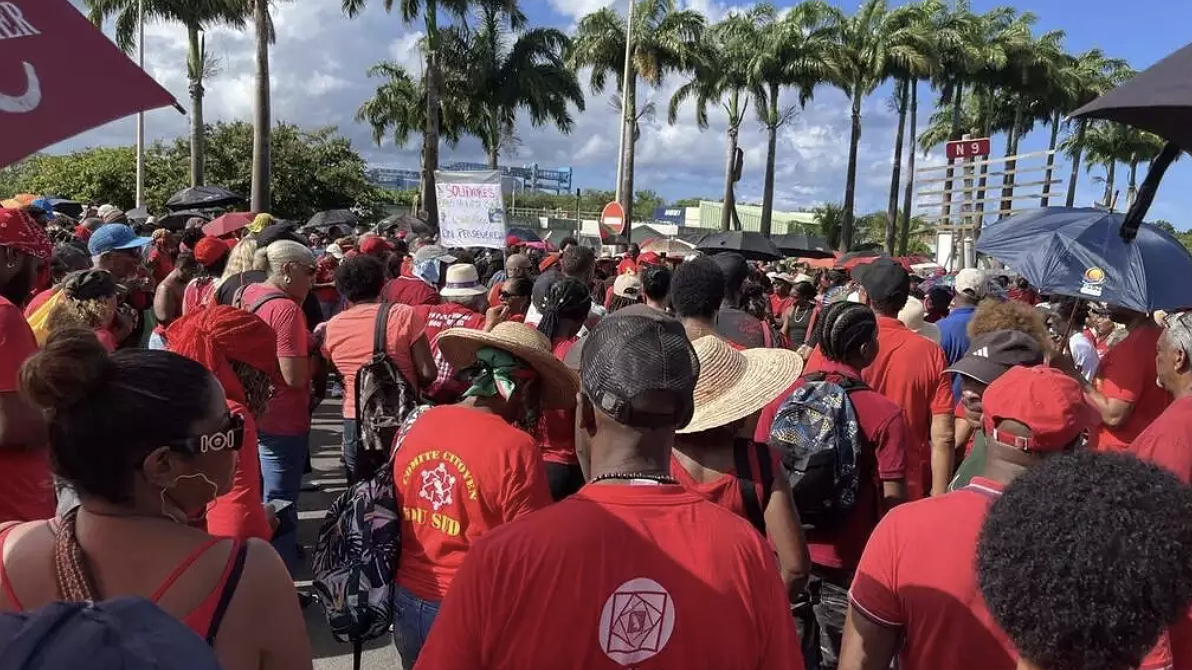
top-left (135, 0), bottom-right (145, 208)
top-left (614, 0), bottom-right (635, 204)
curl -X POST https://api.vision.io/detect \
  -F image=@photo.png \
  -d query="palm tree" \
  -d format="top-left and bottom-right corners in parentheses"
top-left (668, 7), bottom-right (771, 231)
top-left (1062, 50), bottom-right (1133, 206)
top-left (356, 61), bottom-right (467, 162)
top-left (439, 0), bottom-right (584, 169)
top-left (342, 0), bottom-right (498, 229)
top-left (1123, 129), bottom-right (1166, 207)
top-left (86, 0), bottom-right (247, 187)
top-left (751, 0), bottom-right (837, 236)
top-left (1064, 120), bottom-right (1132, 210)
top-left (814, 202), bottom-right (844, 250)
top-left (569, 0), bottom-right (705, 229)
top-left (828, 0), bottom-right (929, 251)
top-left (248, 0), bottom-right (282, 213)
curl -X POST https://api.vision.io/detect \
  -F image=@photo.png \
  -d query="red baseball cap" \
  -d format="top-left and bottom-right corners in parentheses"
top-left (982, 366), bottom-right (1098, 452)
top-left (637, 251), bottom-right (661, 266)
top-left (360, 236), bottom-right (394, 256)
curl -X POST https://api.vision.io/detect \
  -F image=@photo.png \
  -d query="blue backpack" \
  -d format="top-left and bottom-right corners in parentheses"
top-left (311, 405), bottom-right (428, 667)
top-left (769, 373), bottom-right (869, 530)
top-left (0, 597), bottom-right (222, 670)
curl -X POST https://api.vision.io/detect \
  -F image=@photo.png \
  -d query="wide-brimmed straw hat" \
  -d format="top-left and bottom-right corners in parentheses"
top-left (677, 336), bottom-right (804, 434)
top-left (437, 322), bottom-right (580, 409)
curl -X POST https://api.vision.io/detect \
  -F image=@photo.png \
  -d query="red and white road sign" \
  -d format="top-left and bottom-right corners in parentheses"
top-left (600, 201), bottom-right (627, 235)
top-left (945, 137), bottom-right (991, 160)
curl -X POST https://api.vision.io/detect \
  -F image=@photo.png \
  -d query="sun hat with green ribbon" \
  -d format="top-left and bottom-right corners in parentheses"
top-left (437, 322), bottom-right (580, 410)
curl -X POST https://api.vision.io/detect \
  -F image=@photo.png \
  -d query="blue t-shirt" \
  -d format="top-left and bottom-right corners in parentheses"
top-left (937, 305), bottom-right (977, 402)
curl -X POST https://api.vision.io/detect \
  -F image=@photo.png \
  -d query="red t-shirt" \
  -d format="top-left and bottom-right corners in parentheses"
top-left (1091, 325), bottom-right (1171, 451)
top-left (415, 484), bottom-right (803, 670)
top-left (239, 284), bottom-right (310, 436)
top-left (487, 282), bottom-right (502, 309)
top-left (0, 297), bottom-right (54, 523)
top-left (148, 248), bottom-right (175, 285)
top-left (393, 405), bottom-right (551, 601)
top-left (384, 275), bottom-right (440, 307)
top-left (205, 400), bottom-right (271, 541)
top-left (669, 445), bottom-right (782, 520)
top-left (809, 316), bottom-right (952, 499)
top-left (415, 302), bottom-right (486, 403)
top-left (321, 303), bottom-right (425, 419)
top-left (313, 255), bottom-right (339, 304)
top-left (769, 295), bottom-right (794, 321)
top-left (182, 277), bottom-right (216, 316)
top-left (538, 338), bottom-right (578, 465)
top-left (1131, 395), bottom-right (1192, 485)
top-left (21, 289), bottom-right (53, 318)
top-left (754, 360), bottom-right (910, 569)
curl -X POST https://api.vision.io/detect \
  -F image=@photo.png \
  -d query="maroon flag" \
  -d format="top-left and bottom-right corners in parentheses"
top-left (0, 0), bottom-right (178, 168)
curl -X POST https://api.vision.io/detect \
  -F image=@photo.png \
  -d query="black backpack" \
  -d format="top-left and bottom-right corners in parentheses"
top-left (734, 439), bottom-right (773, 534)
top-left (769, 373), bottom-right (870, 530)
top-left (353, 302), bottom-right (417, 481)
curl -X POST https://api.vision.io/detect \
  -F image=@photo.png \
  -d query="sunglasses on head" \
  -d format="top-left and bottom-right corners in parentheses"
top-left (164, 412), bottom-right (246, 454)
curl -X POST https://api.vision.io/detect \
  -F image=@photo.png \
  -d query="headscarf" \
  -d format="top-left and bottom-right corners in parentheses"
top-left (246, 213), bottom-right (274, 235)
top-left (165, 305), bottom-right (281, 403)
top-left (462, 347), bottom-right (538, 402)
top-left (0, 208), bottom-right (52, 261)
top-left (536, 277), bottom-right (592, 341)
top-left (413, 257), bottom-right (441, 286)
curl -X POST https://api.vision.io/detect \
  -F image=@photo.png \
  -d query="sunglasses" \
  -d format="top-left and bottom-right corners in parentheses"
top-left (500, 290), bottom-right (529, 300)
top-left (164, 413), bottom-right (246, 454)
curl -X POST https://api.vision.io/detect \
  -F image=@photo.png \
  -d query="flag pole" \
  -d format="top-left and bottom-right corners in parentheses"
top-left (135, 0), bottom-right (146, 209)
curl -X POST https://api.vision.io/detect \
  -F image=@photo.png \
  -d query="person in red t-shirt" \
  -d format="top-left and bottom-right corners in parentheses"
top-left (384, 244), bottom-right (455, 306)
top-left (1085, 306), bottom-right (1172, 451)
top-left (975, 450), bottom-right (1192, 670)
top-left (842, 366), bottom-right (1099, 670)
top-left (844, 258), bottom-right (953, 498)
top-left (183, 237), bottom-right (230, 316)
top-left (237, 241), bottom-right (317, 575)
top-left (0, 208), bottom-right (54, 523)
top-left (147, 229), bottom-right (178, 285)
top-left (533, 278), bottom-right (594, 500)
top-left (416, 306), bottom-right (803, 670)
top-left (673, 335), bottom-right (808, 598)
top-left (166, 305), bottom-right (278, 542)
top-left (759, 301), bottom-right (909, 670)
top-left (615, 242), bottom-right (640, 276)
top-left (322, 256), bottom-right (436, 482)
top-left (391, 322), bottom-right (576, 667)
top-left (312, 245), bottom-right (342, 320)
top-left (416, 264), bottom-right (498, 405)
top-left (768, 273), bottom-right (795, 321)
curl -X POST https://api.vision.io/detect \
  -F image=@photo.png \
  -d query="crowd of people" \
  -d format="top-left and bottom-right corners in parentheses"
top-left (0, 201), bottom-right (1191, 670)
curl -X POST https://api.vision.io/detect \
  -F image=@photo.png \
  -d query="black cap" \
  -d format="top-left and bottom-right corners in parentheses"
top-left (853, 257), bottom-right (910, 304)
top-left (62, 269), bottom-right (116, 301)
top-left (579, 304), bottom-right (699, 429)
top-left (946, 329), bottom-right (1046, 385)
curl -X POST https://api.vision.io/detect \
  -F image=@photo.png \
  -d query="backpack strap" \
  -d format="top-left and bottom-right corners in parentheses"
top-left (248, 293), bottom-right (287, 314)
top-left (761, 320), bottom-right (774, 348)
top-left (735, 439), bottom-right (768, 535)
top-left (373, 302), bottom-right (393, 358)
top-left (204, 541), bottom-right (249, 646)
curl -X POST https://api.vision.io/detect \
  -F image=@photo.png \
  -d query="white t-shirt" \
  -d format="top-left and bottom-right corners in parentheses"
top-left (1069, 331), bottom-right (1100, 381)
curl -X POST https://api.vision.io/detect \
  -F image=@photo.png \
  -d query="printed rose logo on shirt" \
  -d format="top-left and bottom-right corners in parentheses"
top-left (401, 450), bottom-right (477, 537)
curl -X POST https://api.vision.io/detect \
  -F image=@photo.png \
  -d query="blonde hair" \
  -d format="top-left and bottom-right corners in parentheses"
top-left (46, 297), bottom-right (115, 334)
top-left (212, 237), bottom-right (259, 295)
top-left (253, 240), bottom-right (314, 276)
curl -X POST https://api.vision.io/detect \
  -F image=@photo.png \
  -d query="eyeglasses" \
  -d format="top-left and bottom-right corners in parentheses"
top-left (164, 413), bottom-right (246, 454)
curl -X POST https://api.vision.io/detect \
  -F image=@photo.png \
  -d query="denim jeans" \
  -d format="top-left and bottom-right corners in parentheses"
top-left (392, 587), bottom-right (441, 668)
top-left (257, 431), bottom-right (309, 576)
top-left (798, 568), bottom-right (853, 670)
top-left (342, 418), bottom-right (359, 483)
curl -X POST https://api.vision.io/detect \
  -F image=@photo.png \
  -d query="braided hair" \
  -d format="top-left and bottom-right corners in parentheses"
top-left (536, 277), bottom-right (591, 342)
top-left (817, 300), bottom-right (878, 363)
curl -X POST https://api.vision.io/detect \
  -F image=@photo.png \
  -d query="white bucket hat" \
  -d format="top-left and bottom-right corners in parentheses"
top-left (439, 263), bottom-right (487, 298)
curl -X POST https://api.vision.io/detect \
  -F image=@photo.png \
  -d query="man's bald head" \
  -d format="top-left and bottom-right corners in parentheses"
top-left (506, 253), bottom-right (532, 278)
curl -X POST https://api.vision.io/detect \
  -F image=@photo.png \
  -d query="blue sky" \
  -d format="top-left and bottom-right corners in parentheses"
top-left (55, 0), bottom-right (1192, 227)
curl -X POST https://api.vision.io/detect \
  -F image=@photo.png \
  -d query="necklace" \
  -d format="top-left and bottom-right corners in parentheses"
top-left (590, 472), bottom-right (679, 485)
top-left (790, 305), bottom-right (811, 324)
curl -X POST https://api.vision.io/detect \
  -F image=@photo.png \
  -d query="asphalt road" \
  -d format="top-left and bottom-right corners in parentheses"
top-left (300, 399), bottom-right (403, 670)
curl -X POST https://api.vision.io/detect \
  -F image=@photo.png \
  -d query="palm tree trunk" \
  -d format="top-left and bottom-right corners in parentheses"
top-left (250, 0), bottom-right (271, 214)
top-left (1127, 161), bottom-right (1139, 207)
top-left (487, 113), bottom-right (500, 170)
top-left (1040, 110), bottom-right (1061, 207)
top-left (940, 82), bottom-right (964, 228)
top-left (759, 83), bottom-right (779, 238)
top-left (619, 75), bottom-right (637, 241)
top-left (721, 91), bottom-right (741, 232)
top-left (422, 5), bottom-right (442, 230)
top-left (899, 81), bottom-right (918, 256)
top-left (1105, 161), bottom-right (1117, 210)
top-left (187, 25), bottom-right (205, 187)
top-left (885, 79), bottom-right (907, 255)
top-left (1065, 118), bottom-right (1087, 207)
top-left (999, 101), bottom-right (1023, 216)
top-left (840, 84), bottom-right (863, 252)
top-left (974, 87), bottom-right (991, 226)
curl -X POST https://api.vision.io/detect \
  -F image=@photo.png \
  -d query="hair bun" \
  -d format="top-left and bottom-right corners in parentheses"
top-left (19, 328), bottom-right (113, 412)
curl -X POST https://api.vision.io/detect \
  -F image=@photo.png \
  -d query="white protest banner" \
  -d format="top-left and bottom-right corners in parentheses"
top-left (435, 170), bottom-right (506, 249)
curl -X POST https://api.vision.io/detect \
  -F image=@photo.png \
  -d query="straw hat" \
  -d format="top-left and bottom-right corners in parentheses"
top-left (677, 336), bottom-right (804, 434)
top-left (437, 322), bottom-right (580, 409)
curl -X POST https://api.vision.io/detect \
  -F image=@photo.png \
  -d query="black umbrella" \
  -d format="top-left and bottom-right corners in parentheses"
top-left (165, 186), bottom-right (246, 212)
top-left (375, 213), bottom-right (433, 238)
top-left (770, 232), bottom-right (833, 258)
top-left (157, 210), bottom-right (209, 232)
top-left (125, 205), bottom-right (151, 224)
top-left (695, 231), bottom-right (782, 261)
top-left (305, 209), bottom-right (359, 231)
top-left (46, 197), bottom-right (83, 219)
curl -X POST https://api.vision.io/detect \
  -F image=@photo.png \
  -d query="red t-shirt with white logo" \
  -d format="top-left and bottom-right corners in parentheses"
top-left (414, 303), bottom-right (486, 403)
top-left (414, 484), bottom-right (803, 670)
top-left (393, 405), bottom-right (551, 601)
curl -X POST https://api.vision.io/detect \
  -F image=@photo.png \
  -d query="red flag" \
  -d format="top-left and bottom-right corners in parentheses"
top-left (0, 0), bottom-right (178, 168)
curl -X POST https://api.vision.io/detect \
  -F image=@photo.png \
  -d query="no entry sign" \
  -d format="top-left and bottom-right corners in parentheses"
top-left (945, 137), bottom-right (991, 160)
top-left (600, 201), bottom-right (626, 235)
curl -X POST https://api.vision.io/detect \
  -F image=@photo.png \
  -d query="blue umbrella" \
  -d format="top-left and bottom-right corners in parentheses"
top-left (976, 207), bottom-right (1192, 313)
